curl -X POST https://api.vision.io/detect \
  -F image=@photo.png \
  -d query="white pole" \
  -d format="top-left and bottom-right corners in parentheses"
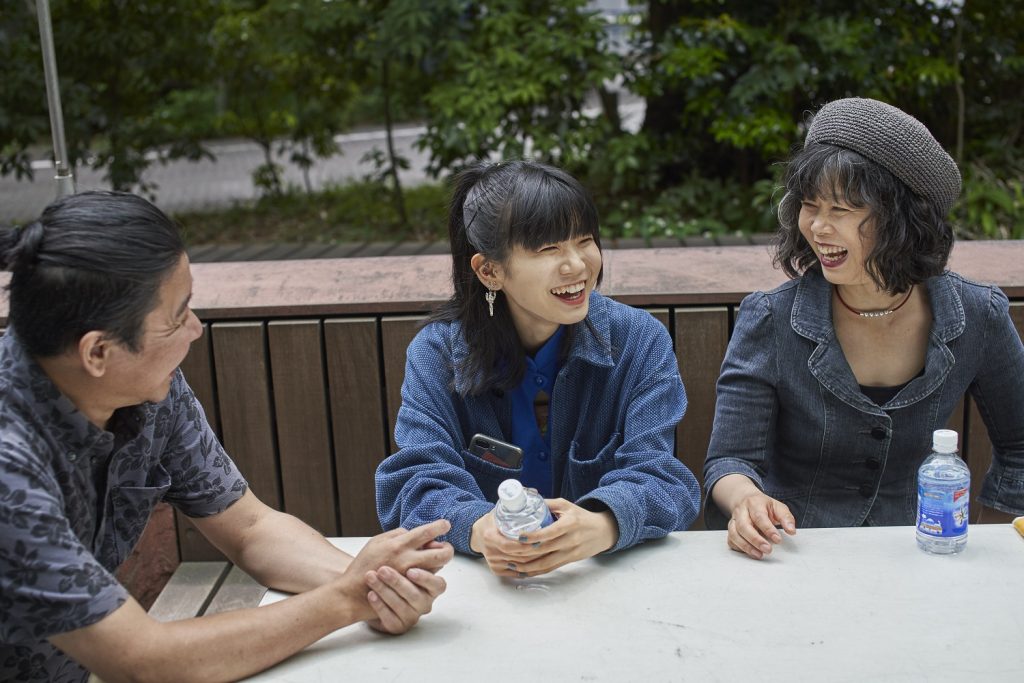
top-left (35, 0), bottom-right (75, 198)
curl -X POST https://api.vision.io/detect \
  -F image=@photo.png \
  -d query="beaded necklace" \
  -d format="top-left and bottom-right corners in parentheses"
top-left (834, 285), bottom-right (914, 318)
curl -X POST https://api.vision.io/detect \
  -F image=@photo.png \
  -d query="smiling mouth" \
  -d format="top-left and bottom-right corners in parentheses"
top-left (550, 281), bottom-right (586, 302)
top-left (817, 244), bottom-right (848, 267)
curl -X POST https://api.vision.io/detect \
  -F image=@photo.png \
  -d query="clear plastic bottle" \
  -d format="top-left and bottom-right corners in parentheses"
top-left (494, 479), bottom-right (553, 539)
top-left (916, 429), bottom-right (970, 554)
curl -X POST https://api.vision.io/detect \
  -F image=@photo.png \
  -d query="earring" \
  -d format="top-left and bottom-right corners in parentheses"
top-left (485, 289), bottom-right (497, 317)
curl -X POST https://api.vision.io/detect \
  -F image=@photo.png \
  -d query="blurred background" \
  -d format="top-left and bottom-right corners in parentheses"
top-left (2, 0), bottom-right (1021, 248)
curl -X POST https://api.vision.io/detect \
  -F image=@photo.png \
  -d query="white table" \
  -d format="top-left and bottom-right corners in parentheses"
top-left (249, 526), bottom-right (1024, 682)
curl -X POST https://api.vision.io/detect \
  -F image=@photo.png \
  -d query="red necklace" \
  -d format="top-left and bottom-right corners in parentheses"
top-left (834, 286), bottom-right (914, 318)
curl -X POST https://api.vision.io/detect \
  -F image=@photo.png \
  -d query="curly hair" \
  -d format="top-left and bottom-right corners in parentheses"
top-left (773, 143), bottom-right (953, 294)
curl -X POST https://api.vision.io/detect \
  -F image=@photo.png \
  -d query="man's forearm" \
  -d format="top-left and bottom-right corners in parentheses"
top-left (52, 579), bottom-right (370, 683)
top-left (231, 509), bottom-right (353, 592)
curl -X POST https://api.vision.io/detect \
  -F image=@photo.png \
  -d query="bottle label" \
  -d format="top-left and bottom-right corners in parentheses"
top-left (917, 485), bottom-right (969, 538)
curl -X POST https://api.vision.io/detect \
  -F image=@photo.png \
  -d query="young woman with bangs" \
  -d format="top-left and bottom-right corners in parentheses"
top-left (376, 160), bottom-right (701, 577)
top-left (704, 98), bottom-right (1024, 559)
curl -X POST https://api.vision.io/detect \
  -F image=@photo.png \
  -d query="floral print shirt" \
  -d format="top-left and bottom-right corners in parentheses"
top-left (0, 330), bottom-right (247, 682)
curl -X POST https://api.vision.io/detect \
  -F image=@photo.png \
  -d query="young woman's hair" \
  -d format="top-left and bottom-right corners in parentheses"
top-left (774, 143), bottom-right (953, 294)
top-left (1, 190), bottom-right (185, 357)
top-left (434, 159), bottom-right (603, 396)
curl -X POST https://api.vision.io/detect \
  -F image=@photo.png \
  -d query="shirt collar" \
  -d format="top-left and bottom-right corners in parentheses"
top-left (791, 268), bottom-right (966, 343)
top-left (451, 290), bottom-right (615, 393)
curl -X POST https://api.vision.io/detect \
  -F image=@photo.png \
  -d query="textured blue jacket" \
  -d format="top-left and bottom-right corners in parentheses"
top-left (376, 292), bottom-right (701, 555)
top-left (704, 269), bottom-right (1024, 528)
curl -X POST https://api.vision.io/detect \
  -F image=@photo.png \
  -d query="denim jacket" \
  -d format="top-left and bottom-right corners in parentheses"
top-left (704, 269), bottom-right (1024, 528)
top-left (376, 292), bottom-right (701, 555)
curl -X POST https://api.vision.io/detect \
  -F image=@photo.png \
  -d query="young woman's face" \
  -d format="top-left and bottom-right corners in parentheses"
top-left (798, 194), bottom-right (877, 288)
top-left (486, 235), bottom-right (602, 349)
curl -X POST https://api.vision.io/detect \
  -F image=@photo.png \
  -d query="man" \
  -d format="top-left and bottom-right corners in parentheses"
top-left (0, 191), bottom-right (454, 682)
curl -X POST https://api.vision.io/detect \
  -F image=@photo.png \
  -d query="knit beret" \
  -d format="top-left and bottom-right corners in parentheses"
top-left (805, 97), bottom-right (962, 215)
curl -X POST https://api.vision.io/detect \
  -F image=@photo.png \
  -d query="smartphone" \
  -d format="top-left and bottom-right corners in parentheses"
top-left (469, 433), bottom-right (523, 469)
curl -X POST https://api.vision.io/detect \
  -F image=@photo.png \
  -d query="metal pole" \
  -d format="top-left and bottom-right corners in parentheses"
top-left (35, 0), bottom-right (75, 198)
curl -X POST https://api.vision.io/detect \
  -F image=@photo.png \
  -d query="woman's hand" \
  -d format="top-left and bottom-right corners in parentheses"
top-left (469, 499), bottom-right (618, 577)
top-left (727, 491), bottom-right (797, 560)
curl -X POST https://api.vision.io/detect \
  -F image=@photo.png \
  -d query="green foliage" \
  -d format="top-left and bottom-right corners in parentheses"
top-left (1, 0), bottom-right (221, 192)
top-left (2, 0), bottom-right (1022, 242)
top-left (418, 0), bottom-right (620, 175)
top-left (954, 163), bottom-right (1024, 240)
top-left (175, 181), bottom-right (448, 244)
top-left (599, 171), bottom-right (777, 241)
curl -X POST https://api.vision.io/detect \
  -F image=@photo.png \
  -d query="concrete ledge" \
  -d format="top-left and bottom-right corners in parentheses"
top-left (1, 242), bottom-right (1022, 323)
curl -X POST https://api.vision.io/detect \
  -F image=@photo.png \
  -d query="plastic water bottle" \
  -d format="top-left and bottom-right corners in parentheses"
top-left (494, 479), bottom-right (553, 539)
top-left (916, 429), bottom-right (970, 554)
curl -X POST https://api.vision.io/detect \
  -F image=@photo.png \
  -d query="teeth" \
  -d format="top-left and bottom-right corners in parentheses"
top-left (551, 282), bottom-right (585, 295)
top-left (819, 245), bottom-right (847, 256)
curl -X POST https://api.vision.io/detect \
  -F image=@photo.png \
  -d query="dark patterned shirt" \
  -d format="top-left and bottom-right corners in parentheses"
top-left (0, 330), bottom-right (248, 682)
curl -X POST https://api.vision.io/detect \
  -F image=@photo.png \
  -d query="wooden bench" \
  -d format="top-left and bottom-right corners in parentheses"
top-left (148, 563), bottom-right (267, 621)
top-left (3, 244), bottom-right (1023, 568)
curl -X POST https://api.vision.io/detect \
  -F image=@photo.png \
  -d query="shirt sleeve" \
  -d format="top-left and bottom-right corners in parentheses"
top-left (574, 312), bottom-right (701, 552)
top-left (971, 286), bottom-right (1024, 514)
top-left (703, 291), bottom-right (780, 528)
top-left (160, 371), bottom-right (248, 518)
top-left (0, 445), bottom-right (128, 644)
top-left (375, 325), bottom-right (495, 556)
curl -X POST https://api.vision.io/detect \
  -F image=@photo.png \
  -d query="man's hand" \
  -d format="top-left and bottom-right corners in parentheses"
top-left (337, 519), bottom-right (453, 620)
top-left (364, 566), bottom-right (447, 634)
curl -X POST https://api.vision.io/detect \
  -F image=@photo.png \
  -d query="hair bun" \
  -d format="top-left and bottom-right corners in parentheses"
top-left (1, 221), bottom-right (45, 272)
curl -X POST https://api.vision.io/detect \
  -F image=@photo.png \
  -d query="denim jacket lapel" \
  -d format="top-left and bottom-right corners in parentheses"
top-left (789, 269), bottom-right (966, 412)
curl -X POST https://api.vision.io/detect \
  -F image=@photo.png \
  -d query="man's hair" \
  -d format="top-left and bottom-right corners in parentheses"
top-left (1, 191), bottom-right (186, 357)
top-left (774, 143), bottom-right (953, 294)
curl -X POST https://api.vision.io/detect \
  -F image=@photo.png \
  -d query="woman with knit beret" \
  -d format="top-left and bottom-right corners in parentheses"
top-left (703, 98), bottom-right (1024, 559)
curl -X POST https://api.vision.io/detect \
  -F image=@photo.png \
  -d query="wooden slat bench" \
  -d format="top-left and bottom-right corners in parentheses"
top-left (148, 562), bottom-right (267, 621)
top-left (2, 244), bottom-right (1022, 568)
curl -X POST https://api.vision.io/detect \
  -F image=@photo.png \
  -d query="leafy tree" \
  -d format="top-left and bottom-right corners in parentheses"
top-left (213, 0), bottom-right (360, 196)
top-left (417, 0), bottom-right (620, 176)
top-left (0, 0), bottom-right (221, 193)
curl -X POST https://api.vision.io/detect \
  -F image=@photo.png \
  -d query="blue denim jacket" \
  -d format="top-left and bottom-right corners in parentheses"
top-left (704, 269), bottom-right (1024, 528)
top-left (376, 292), bottom-right (701, 555)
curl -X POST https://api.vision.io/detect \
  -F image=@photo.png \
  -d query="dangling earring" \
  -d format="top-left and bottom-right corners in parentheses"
top-left (485, 289), bottom-right (497, 317)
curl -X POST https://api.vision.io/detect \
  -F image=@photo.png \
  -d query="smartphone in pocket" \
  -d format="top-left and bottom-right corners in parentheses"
top-left (469, 433), bottom-right (524, 469)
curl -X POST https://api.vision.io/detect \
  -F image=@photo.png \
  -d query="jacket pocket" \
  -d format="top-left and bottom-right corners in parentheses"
top-left (461, 449), bottom-right (523, 502)
top-left (564, 433), bottom-right (622, 500)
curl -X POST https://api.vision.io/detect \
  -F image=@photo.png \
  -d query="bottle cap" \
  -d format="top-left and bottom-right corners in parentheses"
top-left (932, 429), bottom-right (958, 453)
top-left (497, 479), bottom-right (527, 512)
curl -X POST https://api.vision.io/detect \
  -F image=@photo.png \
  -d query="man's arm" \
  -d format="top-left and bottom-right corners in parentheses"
top-left (189, 489), bottom-right (354, 593)
top-left (50, 518), bottom-right (452, 683)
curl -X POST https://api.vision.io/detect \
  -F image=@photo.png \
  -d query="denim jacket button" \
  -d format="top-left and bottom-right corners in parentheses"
top-left (538, 451), bottom-right (549, 461)
top-left (870, 427), bottom-right (887, 440)
top-left (534, 376), bottom-right (545, 387)
top-left (865, 457), bottom-right (881, 470)
top-left (858, 483), bottom-right (874, 498)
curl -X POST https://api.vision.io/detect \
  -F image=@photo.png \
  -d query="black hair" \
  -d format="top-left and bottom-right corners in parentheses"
top-left (1, 191), bottom-right (186, 357)
top-left (774, 143), bottom-right (953, 294)
top-left (434, 160), bottom-right (603, 396)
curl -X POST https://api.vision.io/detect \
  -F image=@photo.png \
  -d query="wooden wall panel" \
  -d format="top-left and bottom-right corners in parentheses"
top-left (381, 316), bottom-right (427, 453)
top-left (176, 322), bottom-right (224, 560)
top-left (211, 322), bottom-right (281, 510)
top-left (674, 307), bottom-right (730, 531)
top-left (325, 319), bottom-right (387, 536)
top-left (268, 320), bottom-right (337, 535)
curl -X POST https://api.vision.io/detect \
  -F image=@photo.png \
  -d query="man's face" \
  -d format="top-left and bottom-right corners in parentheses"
top-left (105, 253), bottom-right (202, 406)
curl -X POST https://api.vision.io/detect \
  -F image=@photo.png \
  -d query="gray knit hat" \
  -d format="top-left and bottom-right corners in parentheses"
top-left (805, 97), bottom-right (962, 215)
